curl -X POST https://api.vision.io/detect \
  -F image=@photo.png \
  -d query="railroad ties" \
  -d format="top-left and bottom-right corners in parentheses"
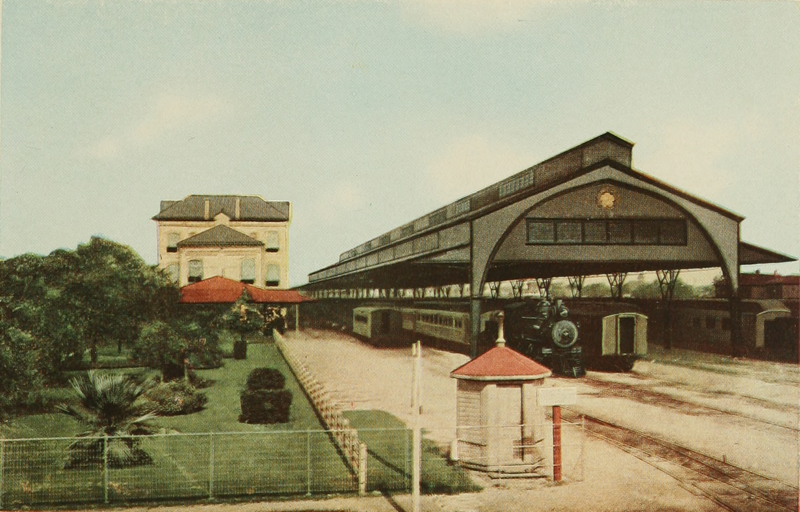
top-left (565, 411), bottom-right (798, 512)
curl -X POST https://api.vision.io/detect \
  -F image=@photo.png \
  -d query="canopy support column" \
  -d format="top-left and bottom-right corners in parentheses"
top-left (656, 269), bottom-right (680, 349)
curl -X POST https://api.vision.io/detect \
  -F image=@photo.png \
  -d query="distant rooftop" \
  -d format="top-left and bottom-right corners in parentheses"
top-left (153, 195), bottom-right (291, 222)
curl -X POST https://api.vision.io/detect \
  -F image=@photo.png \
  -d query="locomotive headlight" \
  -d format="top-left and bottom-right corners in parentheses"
top-left (551, 320), bottom-right (578, 348)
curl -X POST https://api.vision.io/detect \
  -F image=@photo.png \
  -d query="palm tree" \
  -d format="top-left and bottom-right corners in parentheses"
top-left (57, 371), bottom-right (157, 468)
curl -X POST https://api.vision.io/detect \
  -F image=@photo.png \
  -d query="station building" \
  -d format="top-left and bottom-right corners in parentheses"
top-left (153, 195), bottom-right (291, 288)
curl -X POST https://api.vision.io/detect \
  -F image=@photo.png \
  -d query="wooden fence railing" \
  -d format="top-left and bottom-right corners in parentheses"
top-left (274, 331), bottom-right (367, 494)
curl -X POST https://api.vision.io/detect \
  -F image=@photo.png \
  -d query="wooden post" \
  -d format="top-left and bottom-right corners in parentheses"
top-left (553, 406), bottom-right (562, 482)
top-left (411, 340), bottom-right (422, 512)
top-left (295, 304), bottom-right (300, 332)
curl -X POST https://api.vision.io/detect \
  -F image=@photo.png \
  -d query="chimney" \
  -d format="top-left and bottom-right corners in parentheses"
top-left (235, 198), bottom-right (241, 220)
top-left (204, 199), bottom-right (210, 220)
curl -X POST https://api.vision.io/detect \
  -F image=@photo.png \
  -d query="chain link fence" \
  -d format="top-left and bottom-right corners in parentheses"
top-left (0, 419), bottom-right (584, 509)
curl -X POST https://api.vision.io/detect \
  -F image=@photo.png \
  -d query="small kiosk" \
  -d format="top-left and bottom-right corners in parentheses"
top-left (450, 322), bottom-right (551, 476)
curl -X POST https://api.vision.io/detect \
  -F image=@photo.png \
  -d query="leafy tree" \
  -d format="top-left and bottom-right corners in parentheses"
top-left (56, 371), bottom-right (157, 468)
top-left (132, 320), bottom-right (221, 381)
top-left (221, 291), bottom-right (264, 359)
top-left (0, 322), bottom-right (45, 416)
top-left (62, 237), bottom-right (179, 365)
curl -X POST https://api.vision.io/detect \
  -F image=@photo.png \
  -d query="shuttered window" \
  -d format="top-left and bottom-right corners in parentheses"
top-left (266, 232), bottom-right (280, 252)
top-left (266, 264), bottom-right (280, 287)
top-left (240, 259), bottom-right (255, 284)
top-left (188, 260), bottom-right (203, 283)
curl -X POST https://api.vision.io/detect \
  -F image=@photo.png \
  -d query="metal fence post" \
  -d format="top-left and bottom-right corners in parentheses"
top-left (103, 436), bottom-right (109, 504)
top-left (0, 439), bottom-right (5, 510)
top-left (306, 430), bottom-right (312, 496)
top-left (580, 415), bottom-right (585, 482)
top-left (404, 429), bottom-right (409, 491)
top-left (358, 442), bottom-right (367, 495)
top-left (208, 433), bottom-right (215, 499)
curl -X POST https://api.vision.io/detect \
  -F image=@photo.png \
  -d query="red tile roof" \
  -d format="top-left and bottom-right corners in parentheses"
top-left (451, 345), bottom-right (551, 381)
top-left (179, 276), bottom-right (314, 304)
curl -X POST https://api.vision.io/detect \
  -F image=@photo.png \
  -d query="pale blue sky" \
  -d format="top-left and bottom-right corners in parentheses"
top-left (1, 1), bottom-right (798, 286)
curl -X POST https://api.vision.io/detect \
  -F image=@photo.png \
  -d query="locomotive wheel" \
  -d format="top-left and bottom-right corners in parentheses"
top-left (551, 320), bottom-right (578, 348)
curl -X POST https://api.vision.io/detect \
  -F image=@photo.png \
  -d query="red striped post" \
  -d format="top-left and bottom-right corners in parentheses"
top-left (553, 405), bottom-right (562, 482)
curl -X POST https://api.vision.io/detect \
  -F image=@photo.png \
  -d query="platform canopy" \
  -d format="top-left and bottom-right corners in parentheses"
top-left (179, 276), bottom-right (314, 305)
top-left (303, 132), bottom-right (795, 356)
top-left (305, 132), bottom-right (794, 295)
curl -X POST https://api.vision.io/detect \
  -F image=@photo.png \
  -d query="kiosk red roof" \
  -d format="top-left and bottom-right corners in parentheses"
top-left (179, 276), bottom-right (314, 304)
top-left (451, 346), bottom-right (551, 381)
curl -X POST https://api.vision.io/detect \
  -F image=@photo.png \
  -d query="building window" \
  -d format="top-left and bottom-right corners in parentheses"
top-left (660, 220), bottom-right (687, 245)
top-left (633, 220), bottom-right (659, 245)
top-left (526, 218), bottom-right (687, 246)
top-left (266, 231), bottom-right (280, 252)
top-left (608, 220), bottom-right (632, 244)
top-left (240, 259), bottom-right (255, 284)
top-left (692, 317), bottom-right (701, 329)
top-left (555, 221), bottom-right (582, 243)
top-left (188, 260), bottom-right (203, 283)
top-left (167, 233), bottom-right (180, 253)
top-left (583, 221), bottom-right (607, 243)
top-left (166, 264), bottom-right (179, 283)
top-left (721, 318), bottom-right (731, 331)
top-left (266, 264), bottom-right (280, 287)
top-left (527, 220), bottom-right (555, 243)
top-left (706, 316), bottom-right (716, 330)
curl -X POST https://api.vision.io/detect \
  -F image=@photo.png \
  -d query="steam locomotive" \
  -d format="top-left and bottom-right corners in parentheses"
top-left (482, 297), bottom-right (585, 377)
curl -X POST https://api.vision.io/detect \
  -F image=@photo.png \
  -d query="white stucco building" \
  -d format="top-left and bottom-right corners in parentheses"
top-left (153, 195), bottom-right (291, 288)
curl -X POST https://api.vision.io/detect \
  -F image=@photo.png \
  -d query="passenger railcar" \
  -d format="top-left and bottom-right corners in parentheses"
top-left (400, 308), bottom-right (471, 351)
top-left (563, 300), bottom-right (647, 372)
top-left (352, 306), bottom-right (403, 345)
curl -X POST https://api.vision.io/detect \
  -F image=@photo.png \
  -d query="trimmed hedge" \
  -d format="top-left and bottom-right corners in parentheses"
top-left (233, 339), bottom-right (247, 360)
top-left (239, 389), bottom-right (292, 424)
top-left (246, 368), bottom-right (285, 391)
top-left (144, 380), bottom-right (208, 416)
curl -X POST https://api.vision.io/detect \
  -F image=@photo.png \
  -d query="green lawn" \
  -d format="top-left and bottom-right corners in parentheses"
top-left (0, 338), bottom-right (356, 508)
top-left (0, 337), bottom-right (476, 508)
top-left (345, 410), bottom-right (480, 494)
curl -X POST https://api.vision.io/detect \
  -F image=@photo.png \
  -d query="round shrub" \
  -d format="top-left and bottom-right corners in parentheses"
top-left (144, 380), bottom-right (208, 416)
top-left (233, 338), bottom-right (247, 360)
top-left (246, 368), bottom-right (285, 391)
top-left (239, 389), bottom-right (292, 424)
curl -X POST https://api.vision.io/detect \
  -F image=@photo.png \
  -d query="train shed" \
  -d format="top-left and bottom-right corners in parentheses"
top-left (303, 133), bottom-right (794, 357)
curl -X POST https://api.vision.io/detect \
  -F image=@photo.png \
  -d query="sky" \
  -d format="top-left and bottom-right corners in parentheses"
top-left (1, 1), bottom-right (798, 287)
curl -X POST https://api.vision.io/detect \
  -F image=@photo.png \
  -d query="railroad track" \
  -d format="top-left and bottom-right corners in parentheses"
top-left (564, 410), bottom-right (798, 512)
top-left (581, 375), bottom-right (800, 433)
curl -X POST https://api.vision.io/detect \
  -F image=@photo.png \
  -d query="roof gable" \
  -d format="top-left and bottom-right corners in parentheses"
top-left (177, 225), bottom-right (263, 248)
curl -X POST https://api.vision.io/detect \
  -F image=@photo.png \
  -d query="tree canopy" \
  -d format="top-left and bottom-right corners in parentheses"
top-left (0, 237), bottom-right (180, 414)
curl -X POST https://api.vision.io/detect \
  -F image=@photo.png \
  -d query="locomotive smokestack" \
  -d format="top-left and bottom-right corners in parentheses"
top-left (496, 311), bottom-right (506, 347)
